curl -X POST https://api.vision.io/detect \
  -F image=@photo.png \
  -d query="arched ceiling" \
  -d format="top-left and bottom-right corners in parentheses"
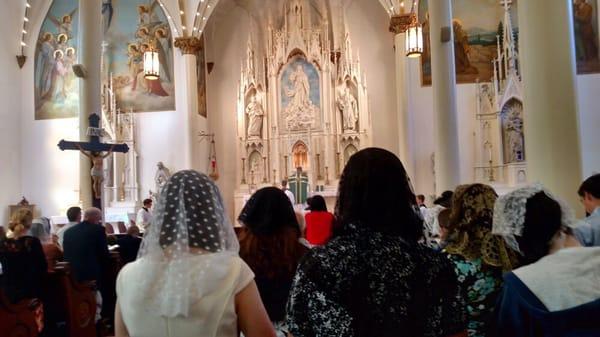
top-left (19, 0), bottom-right (392, 53)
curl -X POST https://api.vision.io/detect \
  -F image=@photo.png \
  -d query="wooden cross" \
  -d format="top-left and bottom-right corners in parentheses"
top-left (58, 113), bottom-right (129, 208)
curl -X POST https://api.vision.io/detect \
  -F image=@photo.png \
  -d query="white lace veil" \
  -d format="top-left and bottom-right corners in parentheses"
top-left (492, 183), bottom-right (577, 254)
top-left (134, 170), bottom-right (240, 318)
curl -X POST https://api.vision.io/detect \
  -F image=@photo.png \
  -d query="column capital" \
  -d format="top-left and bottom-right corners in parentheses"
top-left (389, 14), bottom-right (414, 35)
top-left (174, 37), bottom-right (202, 55)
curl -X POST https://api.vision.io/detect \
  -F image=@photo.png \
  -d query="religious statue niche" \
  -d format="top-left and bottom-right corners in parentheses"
top-left (245, 89), bottom-right (265, 139)
top-left (337, 80), bottom-right (359, 133)
top-left (343, 144), bottom-right (358, 164)
top-left (247, 151), bottom-right (264, 185)
top-left (234, 0), bottom-right (371, 215)
top-left (103, 0), bottom-right (175, 112)
top-left (501, 99), bottom-right (525, 163)
top-left (280, 56), bottom-right (321, 132)
top-left (292, 141), bottom-right (309, 170)
top-left (34, 0), bottom-right (79, 120)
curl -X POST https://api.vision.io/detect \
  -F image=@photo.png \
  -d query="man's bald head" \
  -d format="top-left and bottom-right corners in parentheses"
top-left (83, 207), bottom-right (102, 224)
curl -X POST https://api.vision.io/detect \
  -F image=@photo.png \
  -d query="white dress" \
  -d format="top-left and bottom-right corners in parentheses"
top-left (116, 254), bottom-right (254, 337)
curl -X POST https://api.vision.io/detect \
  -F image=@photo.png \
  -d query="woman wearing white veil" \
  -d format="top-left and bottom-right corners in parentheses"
top-left (114, 170), bottom-right (276, 337)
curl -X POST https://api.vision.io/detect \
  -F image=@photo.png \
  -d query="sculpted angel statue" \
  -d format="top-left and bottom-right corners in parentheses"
top-left (246, 95), bottom-right (264, 138)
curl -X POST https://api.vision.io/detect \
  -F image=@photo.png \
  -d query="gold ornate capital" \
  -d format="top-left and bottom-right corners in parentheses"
top-left (389, 14), bottom-right (415, 35)
top-left (174, 37), bottom-right (202, 55)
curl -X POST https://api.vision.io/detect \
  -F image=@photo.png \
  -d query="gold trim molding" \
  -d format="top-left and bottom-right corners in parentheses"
top-left (174, 37), bottom-right (202, 55)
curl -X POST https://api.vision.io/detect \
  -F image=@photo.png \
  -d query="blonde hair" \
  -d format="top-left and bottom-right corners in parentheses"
top-left (8, 208), bottom-right (33, 238)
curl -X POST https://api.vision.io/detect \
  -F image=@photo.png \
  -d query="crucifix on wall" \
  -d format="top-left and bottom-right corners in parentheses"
top-left (58, 113), bottom-right (129, 208)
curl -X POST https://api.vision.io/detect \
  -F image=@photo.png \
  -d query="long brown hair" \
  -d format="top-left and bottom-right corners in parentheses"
top-left (238, 226), bottom-right (306, 279)
top-left (238, 187), bottom-right (307, 279)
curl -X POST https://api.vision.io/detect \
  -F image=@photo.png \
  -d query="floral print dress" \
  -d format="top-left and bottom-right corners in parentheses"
top-left (286, 224), bottom-right (466, 337)
top-left (446, 254), bottom-right (503, 337)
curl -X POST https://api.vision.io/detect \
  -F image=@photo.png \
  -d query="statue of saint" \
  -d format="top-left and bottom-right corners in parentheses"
top-left (246, 95), bottom-right (264, 138)
top-left (337, 86), bottom-right (358, 131)
top-left (503, 104), bottom-right (525, 163)
top-left (77, 144), bottom-right (115, 199)
top-left (479, 84), bottom-right (494, 114)
top-left (155, 162), bottom-right (171, 195)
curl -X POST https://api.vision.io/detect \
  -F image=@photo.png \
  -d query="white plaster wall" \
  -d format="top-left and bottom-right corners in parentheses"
top-left (205, 5), bottom-right (251, 218)
top-left (345, 0), bottom-right (399, 155)
top-left (0, 1), bottom-right (24, 223)
top-left (576, 74), bottom-right (600, 178)
top-left (407, 60), bottom-right (479, 200)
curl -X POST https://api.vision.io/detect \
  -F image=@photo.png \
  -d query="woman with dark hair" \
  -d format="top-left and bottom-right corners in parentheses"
top-left (114, 170), bottom-right (276, 337)
top-left (304, 195), bottom-right (334, 245)
top-left (492, 184), bottom-right (600, 337)
top-left (286, 148), bottom-right (467, 337)
top-left (238, 187), bottom-right (309, 336)
top-left (443, 184), bottom-right (519, 337)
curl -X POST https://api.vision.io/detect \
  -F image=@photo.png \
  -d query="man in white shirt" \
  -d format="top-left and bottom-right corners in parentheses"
top-left (574, 174), bottom-right (600, 246)
top-left (136, 199), bottom-right (153, 233)
top-left (57, 206), bottom-right (82, 248)
top-left (282, 180), bottom-right (296, 205)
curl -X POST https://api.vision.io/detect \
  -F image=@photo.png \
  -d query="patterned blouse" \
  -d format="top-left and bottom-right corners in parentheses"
top-left (446, 254), bottom-right (503, 337)
top-left (286, 225), bottom-right (466, 337)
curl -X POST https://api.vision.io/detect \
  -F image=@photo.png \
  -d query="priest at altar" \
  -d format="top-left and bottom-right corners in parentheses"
top-left (288, 167), bottom-right (309, 205)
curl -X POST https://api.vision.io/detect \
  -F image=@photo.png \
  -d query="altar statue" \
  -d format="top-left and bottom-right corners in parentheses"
top-left (246, 95), bottom-right (264, 138)
top-left (155, 162), bottom-right (171, 195)
top-left (337, 86), bottom-right (358, 132)
top-left (284, 63), bottom-right (317, 130)
top-left (503, 104), bottom-right (525, 163)
top-left (287, 65), bottom-right (311, 109)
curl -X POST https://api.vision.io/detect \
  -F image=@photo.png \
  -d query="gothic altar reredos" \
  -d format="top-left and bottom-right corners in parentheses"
top-left (234, 0), bottom-right (372, 211)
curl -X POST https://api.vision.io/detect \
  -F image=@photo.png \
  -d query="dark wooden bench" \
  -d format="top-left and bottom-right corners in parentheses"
top-left (0, 289), bottom-right (39, 337)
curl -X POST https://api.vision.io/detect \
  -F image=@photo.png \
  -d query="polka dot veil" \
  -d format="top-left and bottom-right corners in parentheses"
top-left (134, 170), bottom-right (240, 318)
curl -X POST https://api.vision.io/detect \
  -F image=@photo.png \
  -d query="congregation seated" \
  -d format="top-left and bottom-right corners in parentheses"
top-left (237, 187), bottom-right (309, 334)
top-left (114, 170), bottom-right (276, 337)
top-left (573, 173), bottom-right (600, 246)
top-left (492, 185), bottom-right (600, 336)
top-left (286, 148), bottom-right (467, 337)
top-left (115, 225), bottom-right (142, 265)
top-left (443, 184), bottom-right (519, 337)
top-left (304, 195), bottom-right (334, 246)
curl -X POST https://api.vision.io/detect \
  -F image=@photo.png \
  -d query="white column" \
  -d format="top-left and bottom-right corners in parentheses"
top-left (78, 0), bottom-right (102, 208)
top-left (390, 16), bottom-right (415, 179)
top-left (518, 0), bottom-right (582, 211)
top-left (429, 0), bottom-right (461, 194)
top-left (174, 37), bottom-right (205, 171)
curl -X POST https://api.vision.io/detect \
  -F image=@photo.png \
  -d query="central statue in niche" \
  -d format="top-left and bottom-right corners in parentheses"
top-left (282, 59), bottom-right (319, 131)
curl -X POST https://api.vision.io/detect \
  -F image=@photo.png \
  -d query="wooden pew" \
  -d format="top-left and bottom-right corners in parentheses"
top-left (0, 290), bottom-right (39, 337)
top-left (44, 262), bottom-right (97, 337)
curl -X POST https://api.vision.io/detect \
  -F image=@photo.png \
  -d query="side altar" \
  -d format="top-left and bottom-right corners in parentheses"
top-left (233, 0), bottom-right (372, 215)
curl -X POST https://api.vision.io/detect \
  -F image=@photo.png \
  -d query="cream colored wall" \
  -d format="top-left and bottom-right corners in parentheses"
top-left (346, 0), bottom-right (399, 155)
top-left (0, 1), bottom-right (24, 223)
top-left (205, 5), bottom-right (251, 219)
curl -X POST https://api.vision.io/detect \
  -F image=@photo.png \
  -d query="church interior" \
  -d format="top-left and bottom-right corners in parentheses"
top-left (1, 0), bottom-right (600, 336)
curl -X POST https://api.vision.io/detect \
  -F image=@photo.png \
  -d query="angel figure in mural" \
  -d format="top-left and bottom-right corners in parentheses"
top-left (453, 19), bottom-right (478, 75)
top-left (246, 95), bottom-right (265, 138)
top-left (155, 162), bottom-right (171, 195)
top-left (77, 145), bottom-right (115, 199)
top-left (574, 0), bottom-right (598, 62)
top-left (64, 48), bottom-right (77, 92)
top-left (127, 43), bottom-right (143, 90)
top-left (51, 50), bottom-right (69, 101)
top-left (153, 26), bottom-right (173, 82)
top-left (138, 42), bottom-right (169, 96)
top-left (48, 8), bottom-right (78, 39)
top-left (337, 85), bottom-right (358, 132)
top-left (36, 32), bottom-right (55, 99)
